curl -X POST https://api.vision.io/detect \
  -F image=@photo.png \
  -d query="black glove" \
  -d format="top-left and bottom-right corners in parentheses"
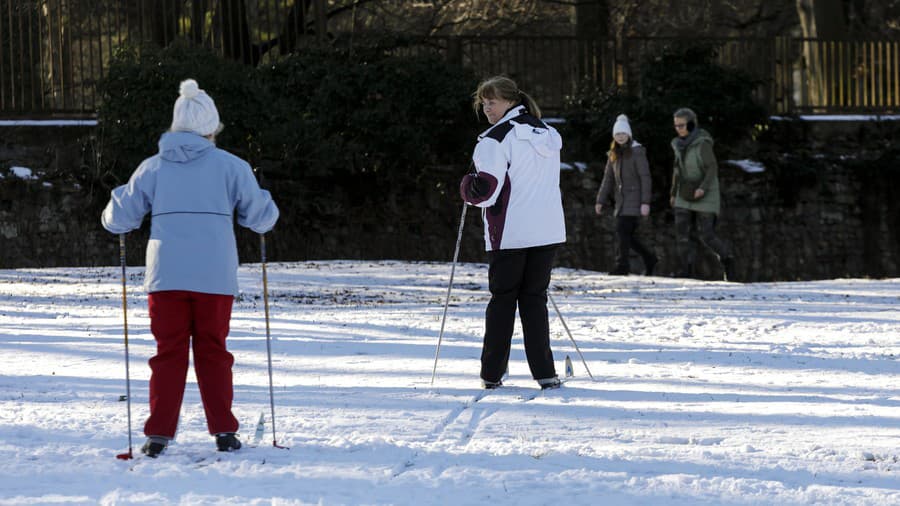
top-left (467, 172), bottom-right (490, 199)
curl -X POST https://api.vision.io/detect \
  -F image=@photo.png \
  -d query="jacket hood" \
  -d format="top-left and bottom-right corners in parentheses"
top-left (513, 121), bottom-right (562, 158)
top-left (158, 131), bottom-right (215, 163)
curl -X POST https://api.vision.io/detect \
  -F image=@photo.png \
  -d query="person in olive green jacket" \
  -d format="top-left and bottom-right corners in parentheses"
top-left (595, 114), bottom-right (657, 276)
top-left (669, 108), bottom-right (735, 281)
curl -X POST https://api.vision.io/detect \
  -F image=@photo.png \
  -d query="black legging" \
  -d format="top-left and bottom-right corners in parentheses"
top-left (674, 207), bottom-right (732, 270)
top-left (615, 215), bottom-right (655, 269)
top-left (481, 244), bottom-right (558, 383)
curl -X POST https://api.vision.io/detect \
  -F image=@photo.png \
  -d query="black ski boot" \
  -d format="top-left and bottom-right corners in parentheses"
top-left (722, 257), bottom-right (736, 282)
top-left (609, 264), bottom-right (630, 276)
top-left (215, 432), bottom-right (242, 452)
top-left (674, 263), bottom-right (694, 279)
top-left (481, 379), bottom-right (503, 390)
top-left (538, 377), bottom-right (561, 390)
top-left (644, 255), bottom-right (658, 276)
top-left (141, 437), bottom-right (168, 458)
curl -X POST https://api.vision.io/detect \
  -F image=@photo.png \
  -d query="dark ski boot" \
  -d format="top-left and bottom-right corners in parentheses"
top-left (141, 437), bottom-right (168, 458)
top-left (481, 379), bottom-right (503, 390)
top-left (538, 377), bottom-right (562, 390)
top-left (215, 432), bottom-right (242, 452)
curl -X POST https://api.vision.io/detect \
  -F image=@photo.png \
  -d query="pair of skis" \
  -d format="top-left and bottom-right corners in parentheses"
top-left (125, 412), bottom-right (272, 467)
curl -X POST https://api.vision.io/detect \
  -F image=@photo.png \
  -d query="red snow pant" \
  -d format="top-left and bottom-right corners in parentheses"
top-left (144, 290), bottom-right (239, 439)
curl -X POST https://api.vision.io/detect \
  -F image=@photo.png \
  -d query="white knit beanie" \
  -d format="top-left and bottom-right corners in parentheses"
top-left (170, 79), bottom-right (221, 136)
top-left (612, 114), bottom-right (632, 138)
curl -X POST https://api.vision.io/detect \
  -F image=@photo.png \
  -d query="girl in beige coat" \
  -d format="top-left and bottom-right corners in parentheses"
top-left (595, 114), bottom-right (657, 275)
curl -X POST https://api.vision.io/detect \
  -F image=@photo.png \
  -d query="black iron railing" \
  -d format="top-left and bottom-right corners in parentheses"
top-left (1, 1), bottom-right (898, 116)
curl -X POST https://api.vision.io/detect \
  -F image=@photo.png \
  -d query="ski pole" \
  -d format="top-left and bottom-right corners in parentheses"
top-left (115, 234), bottom-right (134, 460)
top-left (260, 234), bottom-right (288, 449)
top-left (548, 292), bottom-right (595, 380)
top-left (430, 202), bottom-right (468, 385)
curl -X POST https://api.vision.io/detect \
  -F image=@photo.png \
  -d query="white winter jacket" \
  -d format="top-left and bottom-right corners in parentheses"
top-left (461, 105), bottom-right (566, 251)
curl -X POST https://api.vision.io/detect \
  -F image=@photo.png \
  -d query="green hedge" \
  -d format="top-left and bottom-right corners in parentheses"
top-left (96, 42), bottom-right (479, 228)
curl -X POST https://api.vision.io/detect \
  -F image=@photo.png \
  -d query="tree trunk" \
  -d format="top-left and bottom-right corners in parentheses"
top-left (575, 0), bottom-right (609, 84)
top-left (40, 0), bottom-right (74, 111)
top-left (191, 0), bottom-right (209, 45)
top-left (276, 0), bottom-right (313, 55)
top-left (150, 0), bottom-right (182, 47)
top-left (313, 0), bottom-right (327, 42)
top-left (796, 0), bottom-right (847, 110)
top-left (221, 0), bottom-right (255, 65)
top-left (575, 0), bottom-right (608, 39)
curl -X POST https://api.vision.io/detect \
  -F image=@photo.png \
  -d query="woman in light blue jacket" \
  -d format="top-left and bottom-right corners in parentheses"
top-left (101, 79), bottom-right (279, 458)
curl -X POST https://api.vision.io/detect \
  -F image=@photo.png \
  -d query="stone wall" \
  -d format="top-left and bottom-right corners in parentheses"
top-left (561, 119), bottom-right (900, 281)
top-left (0, 124), bottom-right (116, 268)
top-left (1, 121), bottom-right (898, 281)
top-left (562, 154), bottom-right (899, 282)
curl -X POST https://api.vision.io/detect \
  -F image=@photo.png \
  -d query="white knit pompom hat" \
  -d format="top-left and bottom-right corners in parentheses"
top-left (170, 79), bottom-right (221, 136)
top-left (612, 114), bottom-right (632, 138)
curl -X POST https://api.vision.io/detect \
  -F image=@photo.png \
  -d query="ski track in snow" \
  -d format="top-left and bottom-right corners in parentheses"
top-left (1, 260), bottom-right (899, 505)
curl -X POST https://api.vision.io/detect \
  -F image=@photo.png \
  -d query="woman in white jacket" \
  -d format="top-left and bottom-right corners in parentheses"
top-left (459, 76), bottom-right (565, 390)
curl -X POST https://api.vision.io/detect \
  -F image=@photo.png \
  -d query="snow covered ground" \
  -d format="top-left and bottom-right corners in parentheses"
top-left (1, 260), bottom-right (898, 505)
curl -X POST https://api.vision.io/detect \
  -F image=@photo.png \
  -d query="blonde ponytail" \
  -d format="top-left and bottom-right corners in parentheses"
top-left (518, 90), bottom-right (542, 119)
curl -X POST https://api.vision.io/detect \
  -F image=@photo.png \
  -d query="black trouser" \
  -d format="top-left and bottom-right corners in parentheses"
top-left (674, 208), bottom-right (731, 272)
top-left (615, 215), bottom-right (656, 269)
top-left (481, 244), bottom-right (558, 383)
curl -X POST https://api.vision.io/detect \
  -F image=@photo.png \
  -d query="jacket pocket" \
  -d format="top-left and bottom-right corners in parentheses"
top-left (678, 181), bottom-right (702, 201)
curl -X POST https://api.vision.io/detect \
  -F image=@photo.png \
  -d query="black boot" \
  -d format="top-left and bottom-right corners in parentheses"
top-left (538, 377), bottom-right (561, 390)
top-left (215, 433), bottom-right (242, 452)
top-left (674, 264), bottom-right (693, 278)
top-left (609, 264), bottom-right (630, 276)
top-left (644, 255), bottom-right (658, 276)
top-left (722, 257), bottom-right (736, 282)
top-left (141, 437), bottom-right (168, 458)
top-left (481, 379), bottom-right (503, 389)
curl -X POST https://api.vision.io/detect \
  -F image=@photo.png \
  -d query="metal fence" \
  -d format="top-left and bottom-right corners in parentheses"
top-left (0, 0), bottom-right (324, 116)
top-left (782, 38), bottom-right (900, 112)
top-left (1, 1), bottom-right (898, 116)
top-left (402, 36), bottom-right (900, 114)
top-left (396, 36), bottom-right (621, 115)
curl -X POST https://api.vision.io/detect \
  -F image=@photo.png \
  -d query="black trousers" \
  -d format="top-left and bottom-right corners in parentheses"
top-left (615, 215), bottom-right (655, 269)
top-left (674, 207), bottom-right (732, 271)
top-left (481, 244), bottom-right (558, 383)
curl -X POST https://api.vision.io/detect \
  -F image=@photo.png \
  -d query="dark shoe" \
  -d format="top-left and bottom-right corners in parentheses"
top-left (538, 377), bottom-right (561, 390)
top-left (215, 432), bottom-right (242, 452)
top-left (674, 264), bottom-right (694, 278)
top-left (722, 257), bottom-right (736, 282)
top-left (141, 437), bottom-right (168, 458)
top-left (481, 379), bottom-right (503, 390)
top-left (609, 265), bottom-right (630, 276)
top-left (644, 256), bottom-right (658, 276)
